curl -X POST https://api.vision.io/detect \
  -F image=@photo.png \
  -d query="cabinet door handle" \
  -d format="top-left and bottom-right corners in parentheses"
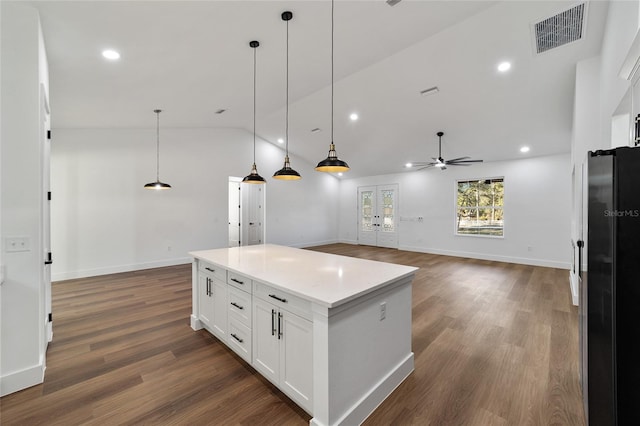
top-left (205, 267), bottom-right (215, 273)
top-left (230, 302), bottom-right (244, 310)
top-left (206, 277), bottom-right (211, 296)
top-left (271, 309), bottom-right (276, 336)
top-left (269, 294), bottom-right (287, 303)
top-left (278, 312), bottom-right (283, 340)
top-left (230, 278), bottom-right (244, 285)
top-left (230, 333), bottom-right (243, 343)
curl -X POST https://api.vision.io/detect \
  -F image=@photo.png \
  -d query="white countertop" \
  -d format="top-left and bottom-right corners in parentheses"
top-left (189, 244), bottom-right (418, 308)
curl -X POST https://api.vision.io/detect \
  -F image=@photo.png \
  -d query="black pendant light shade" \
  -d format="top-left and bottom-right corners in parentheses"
top-left (274, 11), bottom-right (301, 181)
top-left (315, 0), bottom-right (349, 174)
top-left (144, 109), bottom-right (172, 190)
top-left (243, 40), bottom-right (266, 185)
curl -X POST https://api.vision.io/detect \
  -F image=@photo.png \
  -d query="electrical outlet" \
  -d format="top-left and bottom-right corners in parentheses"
top-left (5, 237), bottom-right (31, 253)
top-left (380, 302), bottom-right (386, 321)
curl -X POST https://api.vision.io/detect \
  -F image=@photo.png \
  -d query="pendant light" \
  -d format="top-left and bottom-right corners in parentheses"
top-left (144, 109), bottom-right (172, 190)
top-left (273, 11), bottom-right (301, 181)
top-left (315, 0), bottom-right (349, 173)
top-left (243, 40), bottom-right (266, 184)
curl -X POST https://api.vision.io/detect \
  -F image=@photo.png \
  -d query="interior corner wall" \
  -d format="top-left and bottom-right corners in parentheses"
top-left (50, 127), bottom-right (339, 281)
top-left (338, 153), bottom-right (571, 269)
top-left (1, 2), bottom-right (48, 396)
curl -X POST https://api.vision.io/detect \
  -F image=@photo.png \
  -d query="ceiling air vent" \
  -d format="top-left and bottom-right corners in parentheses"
top-left (533, 2), bottom-right (586, 54)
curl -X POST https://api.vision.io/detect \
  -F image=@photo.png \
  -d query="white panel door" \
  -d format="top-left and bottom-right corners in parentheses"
top-left (41, 88), bottom-right (52, 345)
top-left (228, 179), bottom-right (241, 247)
top-left (357, 184), bottom-right (398, 248)
top-left (246, 185), bottom-right (264, 246)
top-left (280, 311), bottom-right (313, 413)
top-left (253, 298), bottom-right (280, 384)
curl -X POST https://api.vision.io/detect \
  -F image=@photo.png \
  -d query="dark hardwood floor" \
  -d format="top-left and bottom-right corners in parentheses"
top-left (0, 244), bottom-right (584, 425)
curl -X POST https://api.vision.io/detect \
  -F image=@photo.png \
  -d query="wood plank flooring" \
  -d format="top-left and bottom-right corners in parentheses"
top-left (0, 244), bottom-right (584, 425)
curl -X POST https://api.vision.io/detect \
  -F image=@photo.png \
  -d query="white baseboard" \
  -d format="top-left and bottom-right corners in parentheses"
top-left (52, 257), bottom-right (192, 281)
top-left (337, 239), bottom-right (358, 245)
top-left (294, 239), bottom-right (339, 249)
top-left (399, 245), bottom-right (570, 270)
top-left (310, 353), bottom-right (414, 426)
top-left (0, 362), bottom-right (45, 397)
top-left (190, 315), bottom-right (202, 331)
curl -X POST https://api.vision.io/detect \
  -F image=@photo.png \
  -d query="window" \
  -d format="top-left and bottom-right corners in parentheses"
top-left (456, 178), bottom-right (504, 237)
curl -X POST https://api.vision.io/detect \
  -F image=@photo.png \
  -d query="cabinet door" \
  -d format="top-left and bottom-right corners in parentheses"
top-left (198, 274), bottom-right (214, 329)
top-left (253, 298), bottom-right (279, 384)
top-left (212, 279), bottom-right (228, 340)
top-left (280, 311), bottom-right (313, 413)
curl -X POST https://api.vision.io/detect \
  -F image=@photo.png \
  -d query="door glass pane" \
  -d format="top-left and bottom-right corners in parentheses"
top-left (361, 191), bottom-right (373, 231)
top-left (381, 189), bottom-right (394, 232)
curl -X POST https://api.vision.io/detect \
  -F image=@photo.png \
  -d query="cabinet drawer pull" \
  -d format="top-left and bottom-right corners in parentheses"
top-left (230, 333), bottom-right (243, 343)
top-left (230, 302), bottom-right (244, 310)
top-left (206, 277), bottom-right (211, 296)
top-left (205, 267), bottom-right (215, 273)
top-left (269, 294), bottom-right (287, 303)
top-left (278, 312), bottom-right (283, 340)
top-left (230, 278), bottom-right (244, 285)
top-left (271, 309), bottom-right (276, 336)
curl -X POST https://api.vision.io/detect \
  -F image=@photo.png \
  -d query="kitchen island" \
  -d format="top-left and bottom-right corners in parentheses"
top-left (190, 244), bottom-right (417, 426)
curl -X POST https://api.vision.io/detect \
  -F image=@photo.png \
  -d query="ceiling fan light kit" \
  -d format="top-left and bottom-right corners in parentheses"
top-left (273, 11), bottom-right (302, 181)
top-left (407, 131), bottom-right (483, 171)
top-left (144, 109), bottom-right (172, 190)
top-left (315, 0), bottom-right (350, 174)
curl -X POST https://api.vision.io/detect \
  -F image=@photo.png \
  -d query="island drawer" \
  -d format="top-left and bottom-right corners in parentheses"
top-left (228, 271), bottom-right (252, 292)
top-left (253, 282), bottom-right (312, 321)
top-left (227, 318), bottom-right (251, 363)
top-left (198, 261), bottom-right (226, 282)
top-left (228, 285), bottom-right (252, 327)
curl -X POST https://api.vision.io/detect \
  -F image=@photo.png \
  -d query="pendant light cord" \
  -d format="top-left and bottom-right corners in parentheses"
top-left (253, 46), bottom-right (257, 164)
top-left (285, 17), bottom-right (289, 157)
top-left (331, 0), bottom-right (334, 144)
top-left (156, 110), bottom-right (160, 181)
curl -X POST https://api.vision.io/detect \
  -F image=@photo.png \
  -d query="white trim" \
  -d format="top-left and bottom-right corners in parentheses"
top-left (292, 239), bottom-right (339, 249)
top-left (399, 245), bottom-right (570, 269)
top-left (569, 271), bottom-right (580, 306)
top-left (51, 257), bottom-right (192, 281)
top-left (338, 239), bottom-right (358, 245)
top-left (0, 362), bottom-right (45, 397)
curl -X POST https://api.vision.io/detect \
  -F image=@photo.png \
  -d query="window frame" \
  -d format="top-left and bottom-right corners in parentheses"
top-left (454, 177), bottom-right (505, 238)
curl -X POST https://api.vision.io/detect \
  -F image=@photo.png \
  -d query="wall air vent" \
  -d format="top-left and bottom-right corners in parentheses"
top-left (533, 2), bottom-right (586, 54)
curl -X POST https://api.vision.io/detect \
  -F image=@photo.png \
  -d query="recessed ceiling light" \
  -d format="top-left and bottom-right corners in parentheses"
top-left (102, 49), bottom-right (120, 60)
top-left (349, 113), bottom-right (358, 121)
top-left (405, 163), bottom-right (413, 168)
top-left (497, 61), bottom-right (511, 72)
top-left (520, 146), bottom-right (530, 153)
top-left (277, 138), bottom-right (284, 144)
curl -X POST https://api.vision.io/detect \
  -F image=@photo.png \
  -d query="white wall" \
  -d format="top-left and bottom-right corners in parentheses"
top-left (0, 2), bottom-right (49, 396)
top-left (338, 154), bottom-right (571, 269)
top-left (51, 127), bottom-right (339, 280)
top-left (569, 0), bottom-right (640, 304)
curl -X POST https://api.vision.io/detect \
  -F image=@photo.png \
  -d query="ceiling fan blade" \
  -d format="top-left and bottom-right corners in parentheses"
top-left (448, 159), bottom-right (483, 164)
top-left (446, 156), bottom-right (470, 162)
top-left (447, 163), bottom-right (472, 166)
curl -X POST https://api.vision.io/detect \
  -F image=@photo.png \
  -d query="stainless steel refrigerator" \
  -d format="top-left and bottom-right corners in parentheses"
top-left (582, 146), bottom-right (640, 425)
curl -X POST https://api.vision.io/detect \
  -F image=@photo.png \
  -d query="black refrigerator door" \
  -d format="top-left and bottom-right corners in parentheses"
top-left (587, 151), bottom-right (615, 426)
top-left (612, 147), bottom-right (640, 425)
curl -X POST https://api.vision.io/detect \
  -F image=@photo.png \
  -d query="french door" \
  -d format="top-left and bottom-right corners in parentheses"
top-left (357, 184), bottom-right (398, 248)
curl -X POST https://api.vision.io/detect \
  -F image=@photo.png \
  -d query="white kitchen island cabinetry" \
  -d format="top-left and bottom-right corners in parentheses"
top-left (190, 244), bottom-right (417, 426)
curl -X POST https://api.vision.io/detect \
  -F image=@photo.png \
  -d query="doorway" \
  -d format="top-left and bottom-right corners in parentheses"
top-left (357, 184), bottom-right (398, 248)
top-left (228, 177), bottom-right (265, 247)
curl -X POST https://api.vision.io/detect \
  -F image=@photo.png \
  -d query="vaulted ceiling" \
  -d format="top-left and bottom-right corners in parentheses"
top-left (33, 0), bottom-right (608, 178)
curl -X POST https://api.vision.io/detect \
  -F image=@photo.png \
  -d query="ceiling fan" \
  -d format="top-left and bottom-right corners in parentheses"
top-left (406, 131), bottom-right (483, 171)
